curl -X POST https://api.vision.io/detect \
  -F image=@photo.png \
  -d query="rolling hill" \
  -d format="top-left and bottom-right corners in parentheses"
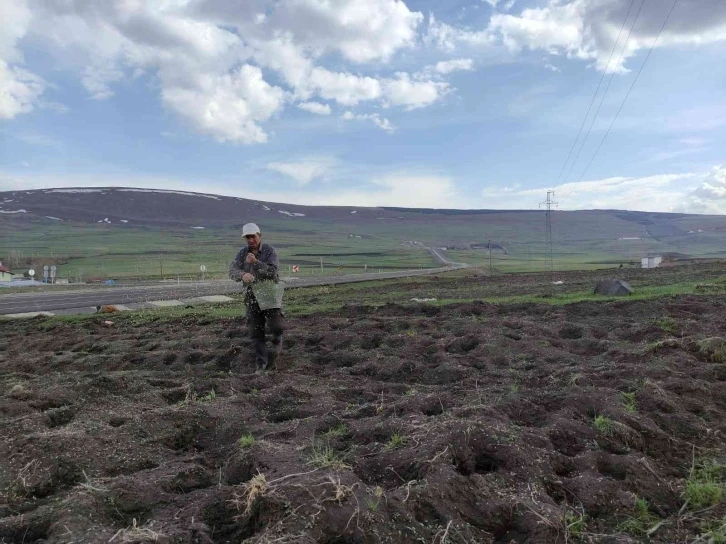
top-left (2, 187), bottom-right (725, 280)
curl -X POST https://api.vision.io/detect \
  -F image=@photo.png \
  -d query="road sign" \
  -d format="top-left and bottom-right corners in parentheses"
top-left (50, 266), bottom-right (57, 280)
top-left (292, 265), bottom-right (299, 273)
top-left (200, 265), bottom-right (207, 272)
top-left (28, 269), bottom-right (35, 277)
top-left (44, 265), bottom-right (49, 271)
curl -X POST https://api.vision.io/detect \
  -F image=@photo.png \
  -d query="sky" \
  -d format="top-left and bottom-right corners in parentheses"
top-left (1, 0), bottom-right (725, 213)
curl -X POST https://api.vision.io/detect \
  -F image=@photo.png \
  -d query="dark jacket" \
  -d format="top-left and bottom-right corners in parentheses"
top-left (229, 243), bottom-right (279, 304)
top-left (229, 243), bottom-right (279, 282)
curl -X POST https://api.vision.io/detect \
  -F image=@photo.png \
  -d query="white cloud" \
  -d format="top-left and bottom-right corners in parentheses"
top-left (479, 169), bottom-right (726, 214)
top-left (1, 0), bottom-right (448, 140)
top-left (161, 65), bottom-right (286, 144)
top-left (307, 67), bottom-right (382, 106)
top-left (264, 0), bottom-right (424, 63)
top-left (382, 73), bottom-right (449, 110)
top-left (0, 0), bottom-right (45, 119)
top-left (430, 58), bottom-right (474, 75)
top-left (267, 157), bottom-right (335, 185)
top-left (490, 0), bottom-right (726, 72)
top-left (0, 0), bottom-right (32, 63)
top-left (297, 101), bottom-right (331, 115)
top-left (82, 64), bottom-right (124, 100)
top-left (431, 0), bottom-right (726, 73)
top-left (255, 173), bottom-right (459, 207)
top-left (425, 14), bottom-right (494, 51)
top-left (680, 165), bottom-right (726, 215)
top-left (370, 174), bottom-right (458, 207)
top-left (341, 111), bottom-right (395, 133)
top-left (0, 60), bottom-right (45, 119)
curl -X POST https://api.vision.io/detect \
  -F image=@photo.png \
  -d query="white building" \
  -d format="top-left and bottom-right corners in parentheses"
top-left (641, 256), bottom-right (662, 269)
top-left (0, 262), bottom-right (15, 281)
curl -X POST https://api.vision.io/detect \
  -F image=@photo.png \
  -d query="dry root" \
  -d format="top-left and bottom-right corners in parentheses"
top-left (109, 518), bottom-right (166, 543)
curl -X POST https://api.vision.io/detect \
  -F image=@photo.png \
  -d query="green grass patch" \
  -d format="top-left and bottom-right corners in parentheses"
top-left (238, 433), bottom-right (255, 449)
top-left (386, 432), bottom-right (408, 450)
top-left (565, 510), bottom-right (586, 539)
top-left (686, 460), bottom-right (725, 508)
top-left (621, 391), bottom-right (637, 413)
top-left (201, 389), bottom-right (216, 402)
top-left (699, 517), bottom-right (726, 544)
top-left (618, 497), bottom-right (660, 537)
top-left (323, 423), bottom-right (349, 438)
top-left (593, 415), bottom-right (614, 436)
top-left (654, 316), bottom-right (677, 334)
top-left (308, 439), bottom-right (350, 470)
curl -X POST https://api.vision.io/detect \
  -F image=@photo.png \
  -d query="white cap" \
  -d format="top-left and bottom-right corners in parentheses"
top-left (242, 223), bottom-right (260, 236)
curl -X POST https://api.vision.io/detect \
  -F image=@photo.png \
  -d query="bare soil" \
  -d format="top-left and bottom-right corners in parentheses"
top-left (2, 293), bottom-right (726, 543)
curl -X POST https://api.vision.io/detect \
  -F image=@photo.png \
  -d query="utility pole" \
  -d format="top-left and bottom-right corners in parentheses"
top-left (539, 191), bottom-right (558, 274)
top-left (488, 240), bottom-right (493, 273)
top-left (320, 257), bottom-right (323, 275)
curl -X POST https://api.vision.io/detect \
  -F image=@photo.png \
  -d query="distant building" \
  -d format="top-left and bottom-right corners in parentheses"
top-left (0, 261), bottom-right (16, 281)
top-left (641, 256), bottom-right (662, 269)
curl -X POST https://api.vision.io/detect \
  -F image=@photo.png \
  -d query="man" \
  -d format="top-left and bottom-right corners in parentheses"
top-left (229, 223), bottom-right (284, 373)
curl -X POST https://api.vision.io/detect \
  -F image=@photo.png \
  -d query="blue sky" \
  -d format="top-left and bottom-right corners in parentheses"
top-left (1, 0), bottom-right (725, 213)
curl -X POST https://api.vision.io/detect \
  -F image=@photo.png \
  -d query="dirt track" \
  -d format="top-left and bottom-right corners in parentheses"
top-left (2, 293), bottom-right (726, 543)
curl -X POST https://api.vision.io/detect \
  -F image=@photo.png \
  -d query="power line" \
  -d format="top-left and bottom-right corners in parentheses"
top-left (565, 0), bottom-right (679, 201)
top-left (553, 0), bottom-right (639, 188)
top-left (560, 0), bottom-right (648, 188)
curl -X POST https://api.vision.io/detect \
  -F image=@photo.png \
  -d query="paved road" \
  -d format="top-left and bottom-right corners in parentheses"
top-left (0, 262), bottom-right (466, 315)
top-left (429, 247), bottom-right (460, 266)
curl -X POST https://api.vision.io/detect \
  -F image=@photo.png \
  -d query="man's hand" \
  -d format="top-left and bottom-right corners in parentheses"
top-left (245, 253), bottom-right (257, 264)
top-left (242, 273), bottom-right (255, 283)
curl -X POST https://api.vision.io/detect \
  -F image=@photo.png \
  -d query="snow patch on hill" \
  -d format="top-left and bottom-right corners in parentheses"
top-left (117, 188), bottom-right (220, 200)
top-left (0, 209), bottom-right (27, 214)
top-left (47, 189), bottom-right (104, 194)
top-left (279, 210), bottom-right (305, 217)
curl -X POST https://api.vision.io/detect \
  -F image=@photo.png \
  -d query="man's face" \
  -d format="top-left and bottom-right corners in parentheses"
top-left (245, 233), bottom-right (261, 250)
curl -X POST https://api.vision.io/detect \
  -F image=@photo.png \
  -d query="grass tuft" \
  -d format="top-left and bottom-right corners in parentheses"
top-left (698, 516), bottom-right (726, 544)
top-left (323, 423), bottom-right (349, 438)
top-left (308, 439), bottom-right (350, 470)
top-left (654, 316), bottom-right (677, 334)
top-left (565, 509), bottom-right (586, 539)
top-left (686, 460), bottom-right (724, 508)
top-left (238, 433), bottom-right (255, 449)
top-left (621, 391), bottom-right (637, 413)
top-left (618, 497), bottom-right (659, 537)
top-left (386, 432), bottom-right (408, 450)
top-left (593, 414), bottom-right (614, 436)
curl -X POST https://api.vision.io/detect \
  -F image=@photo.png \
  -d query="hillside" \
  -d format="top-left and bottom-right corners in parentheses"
top-left (2, 187), bottom-right (726, 280)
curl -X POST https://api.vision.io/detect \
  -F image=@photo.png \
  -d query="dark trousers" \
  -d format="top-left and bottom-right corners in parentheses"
top-left (247, 302), bottom-right (284, 367)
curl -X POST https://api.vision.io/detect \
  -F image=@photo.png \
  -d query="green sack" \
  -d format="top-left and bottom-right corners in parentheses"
top-left (251, 279), bottom-right (285, 310)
